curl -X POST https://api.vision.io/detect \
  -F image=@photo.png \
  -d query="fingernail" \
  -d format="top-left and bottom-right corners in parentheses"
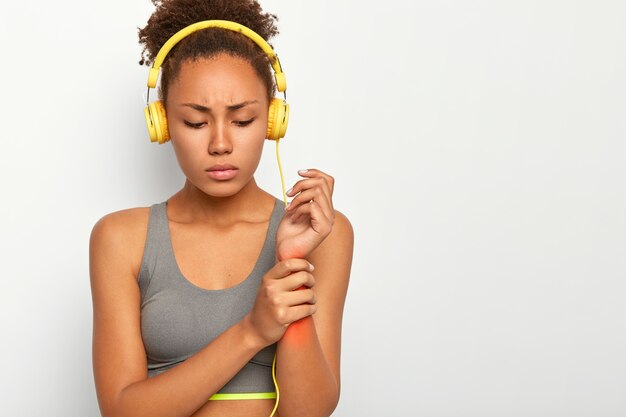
top-left (308, 262), bottom-right (315, 271)
top-left (287, 187), bottom-right (293, 195)
top-left (298, 169), bottom-right (308, 174)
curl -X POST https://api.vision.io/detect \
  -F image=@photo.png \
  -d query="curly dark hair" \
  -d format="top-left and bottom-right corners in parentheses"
top-left (137, 0), bottom-right (280, 108)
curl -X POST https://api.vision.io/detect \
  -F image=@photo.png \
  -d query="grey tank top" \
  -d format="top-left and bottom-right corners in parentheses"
top-left (137, 197), bottom-right (285, 393)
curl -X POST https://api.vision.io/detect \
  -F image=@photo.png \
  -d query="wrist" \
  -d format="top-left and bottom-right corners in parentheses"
top-left (276, 249), bottom-right (308, 262)
top-left (240, 314), bottom-right (270, 351)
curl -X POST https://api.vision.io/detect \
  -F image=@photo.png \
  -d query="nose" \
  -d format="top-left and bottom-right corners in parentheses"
top-left (208, 122), bottom-right (232, 155)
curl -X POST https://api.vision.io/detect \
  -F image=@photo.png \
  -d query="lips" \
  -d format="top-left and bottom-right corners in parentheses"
top-left (205, 163), bottom-right (238, 181)
top-left (206, 164), bottom-right (238, 172)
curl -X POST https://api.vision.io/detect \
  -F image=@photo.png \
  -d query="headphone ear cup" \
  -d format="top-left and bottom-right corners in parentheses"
top-left (266, 97), bottom-right (289, 140)
top-left (145, 100), bottom-right (170, 144)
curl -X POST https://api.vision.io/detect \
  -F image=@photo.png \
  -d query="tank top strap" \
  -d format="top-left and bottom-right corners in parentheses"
top-left (137, 201), bottom-right (170, 297)
top-left (258, 197), bottom-right (285, 266)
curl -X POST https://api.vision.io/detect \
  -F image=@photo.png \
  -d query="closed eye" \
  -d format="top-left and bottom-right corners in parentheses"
top-left (235, 118), bottom-right (255, 127)
top-left (184, 121), bottom-right (204, 129)
top-left (183, 118), bottom-right (256, 129)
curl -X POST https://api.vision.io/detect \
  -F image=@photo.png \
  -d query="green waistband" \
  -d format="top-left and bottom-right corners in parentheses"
top-left (209, 392), bottom-right (277, 401)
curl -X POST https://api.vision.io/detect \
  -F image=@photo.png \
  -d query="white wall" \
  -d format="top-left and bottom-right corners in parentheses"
top-left (1, 0), bottom-right (624, 415)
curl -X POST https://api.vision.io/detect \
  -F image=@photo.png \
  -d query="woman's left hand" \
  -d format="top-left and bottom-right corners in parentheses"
top-left (276, 168), bottom-right (336, 261)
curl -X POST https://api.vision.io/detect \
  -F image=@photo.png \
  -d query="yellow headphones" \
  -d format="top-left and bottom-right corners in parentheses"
top-left (144, 19), bottom-right (289, 144)
top-left (144, 19), bottom-right (291, 208)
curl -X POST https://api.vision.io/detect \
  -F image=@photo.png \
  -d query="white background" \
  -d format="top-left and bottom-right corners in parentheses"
top-left (1, 0), bottom-right (625, 416)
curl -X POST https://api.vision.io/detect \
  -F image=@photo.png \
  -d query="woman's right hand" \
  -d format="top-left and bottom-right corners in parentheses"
top-left (244, 258), bottom-right (317, 347)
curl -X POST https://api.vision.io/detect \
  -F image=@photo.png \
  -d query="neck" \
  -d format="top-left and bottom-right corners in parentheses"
top-left (168, 177), bottom-right (271, 226)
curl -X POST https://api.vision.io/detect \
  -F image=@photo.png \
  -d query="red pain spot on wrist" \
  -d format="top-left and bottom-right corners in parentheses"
top-left (277, 249), bottom-right (308, 261)
top-left (282, 316), bottom-right (314, 346)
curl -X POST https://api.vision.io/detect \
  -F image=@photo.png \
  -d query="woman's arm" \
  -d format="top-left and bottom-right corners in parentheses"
top-left (274, 210), bottom-right (354, 417)
top-left (89, 211), bottom-right (266, 417)
top-left (89, 213), bottom-right (263, 417)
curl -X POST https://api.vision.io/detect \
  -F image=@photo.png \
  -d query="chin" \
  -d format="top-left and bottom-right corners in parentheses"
top-left (199, 184), bottom-right (240, 198)
top-left (193, 177), bottom-right (245, 197)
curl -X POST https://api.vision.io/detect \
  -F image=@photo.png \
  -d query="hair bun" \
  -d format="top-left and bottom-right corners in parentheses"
top-left (138, 0), bottom-right (279, 68)
top-left (137, 0), bottom-right (281, 109)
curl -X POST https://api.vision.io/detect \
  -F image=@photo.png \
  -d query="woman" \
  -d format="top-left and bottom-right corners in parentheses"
top-left (89, 1), bottom-right (354, 416)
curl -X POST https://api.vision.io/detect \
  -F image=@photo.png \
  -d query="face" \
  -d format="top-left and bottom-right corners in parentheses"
top-left (165, 53), bottom-right (269, 198)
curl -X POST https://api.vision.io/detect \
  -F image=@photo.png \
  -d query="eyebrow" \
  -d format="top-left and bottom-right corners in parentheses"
top-left (180, 100), bottom-right (259, 113)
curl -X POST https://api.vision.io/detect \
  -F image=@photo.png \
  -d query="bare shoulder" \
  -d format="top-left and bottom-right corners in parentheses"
top-left (309, 209), bottom-right (354, 267)
top-left (329, 209), bottom-right (354, 246)
top-left (90, 205), bottom-right (152, 280)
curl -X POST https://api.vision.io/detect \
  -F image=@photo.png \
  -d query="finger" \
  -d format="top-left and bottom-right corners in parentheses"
top-left (287, 303), bottom-right (318, 323)
top-left (277, 270), bottom-right (315, 292)
top-left (284, 288), bottom-right (316, 307)
top-left (285, 181), bottom-right (335, 222)
top-left (296, 169), bottom-right (335, 196)
top-left (272, 258), bottom-right (314, 279)
top-left (286, 177), bottom-right (329, 198)
top-left (286, 170), bottom-right (335, 200)
top-left (290, 175), bottom-right (333, 200)
top-left (266, 279), bottom-right (315, 313)
top-left (290, 200), bottom-right (333, 235)
top-left (286, 187), bottom-right (333, 221)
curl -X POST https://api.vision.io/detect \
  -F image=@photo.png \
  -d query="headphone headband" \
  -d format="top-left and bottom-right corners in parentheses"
top-left (146, 19), bottom-right (286, 93)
